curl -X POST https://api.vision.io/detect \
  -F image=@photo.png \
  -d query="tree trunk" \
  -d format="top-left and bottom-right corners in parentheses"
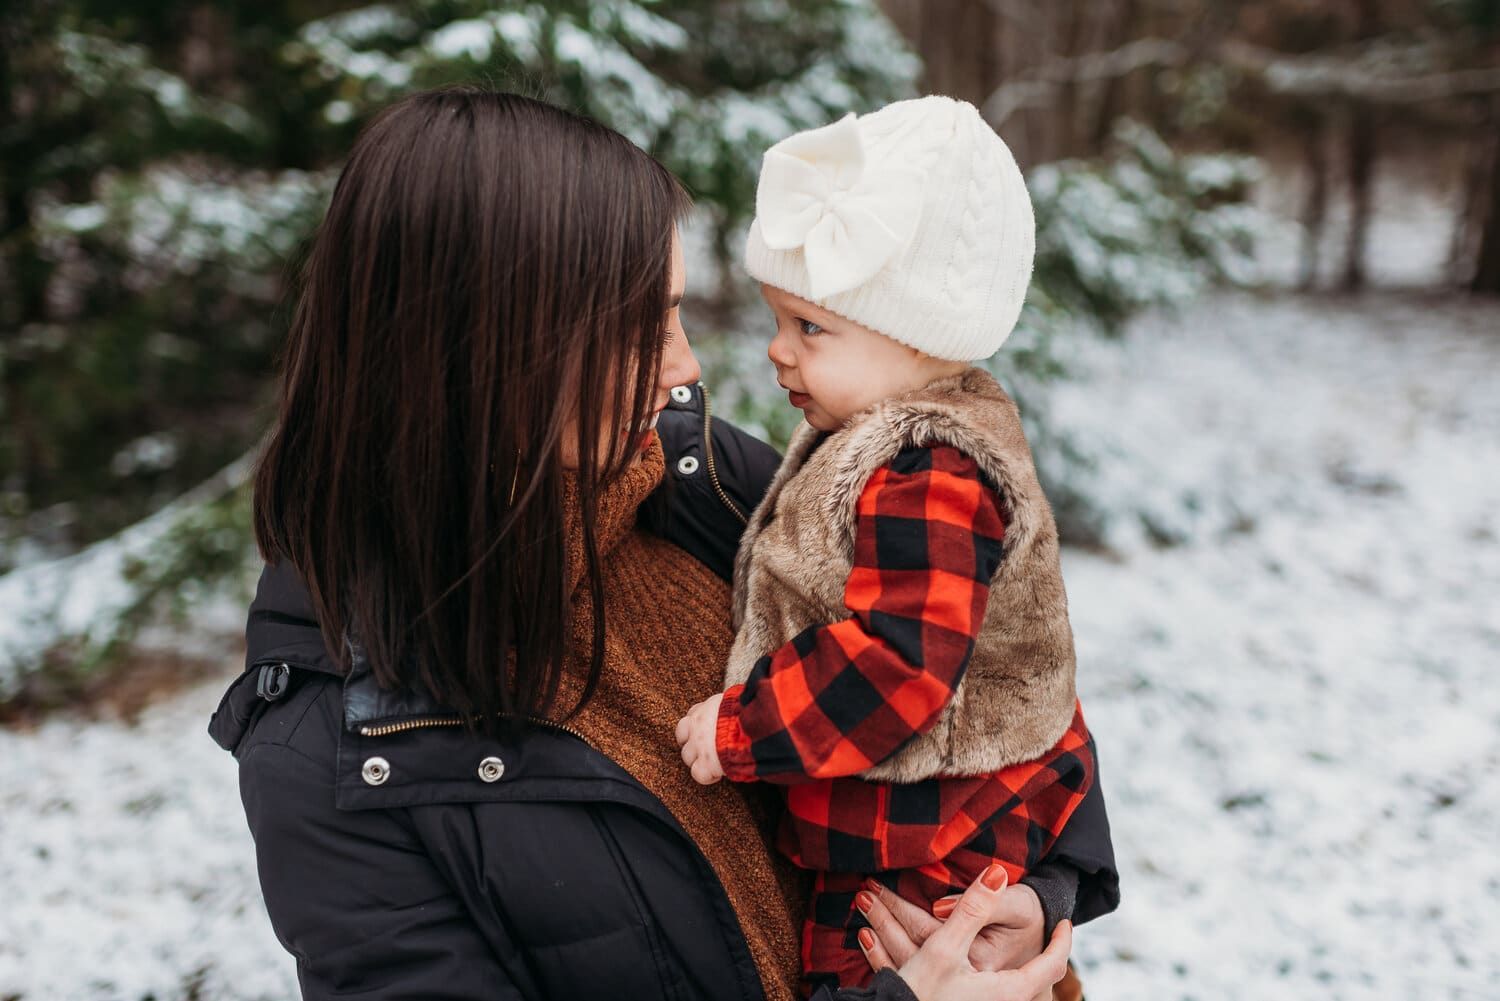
top-left (1340, 106), bottom-right (1376, 291)
top-left (1300, 118), bottom-right (1330, 290)
top-left (897, 0), bottom-right (999, 106)
top-left (1339, 0), bottom-right (1380, 292)
top-left (1470, 122), bottom-right (1500, 295)
top-left (1053, 1), bottom-right (1086, 161)
top-left (0, 5), bottom-right (52, 501)
top-left (1447, 110), bottom-right (1486, 283)
top-left (1087, 0), bottom-right (1138, 153)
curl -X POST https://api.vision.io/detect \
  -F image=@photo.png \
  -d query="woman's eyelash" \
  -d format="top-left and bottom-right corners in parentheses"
top-left (796, 318), bottom-right (824, 336)
top-left (660, 326), bottom-right (676, 347)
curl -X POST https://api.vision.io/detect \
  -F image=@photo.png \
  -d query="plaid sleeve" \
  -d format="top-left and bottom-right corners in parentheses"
top-left (716, 445), bottom-right (1006, 783)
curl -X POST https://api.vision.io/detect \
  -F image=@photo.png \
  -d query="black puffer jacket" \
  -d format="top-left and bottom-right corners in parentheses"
top-left (209, 383), bottom-right (1119, 1001)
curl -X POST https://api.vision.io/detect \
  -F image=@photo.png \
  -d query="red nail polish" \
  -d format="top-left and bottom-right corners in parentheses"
top-left (857, 928), bottom-right (875, 952)
top-left (855, 891), bottom-right (875, 914)
top-left (932, 898), bottom-right (956, 918)
top-left (863, 877), bottom-right (883, 894)
top-left (981, 863), bottom-right (1008, 890)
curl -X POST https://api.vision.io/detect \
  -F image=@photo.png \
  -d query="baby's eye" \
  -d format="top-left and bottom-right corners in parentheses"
top-left (796, 318), bottom-right (825, 337)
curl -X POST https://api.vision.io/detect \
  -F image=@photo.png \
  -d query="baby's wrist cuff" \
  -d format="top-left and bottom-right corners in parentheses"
top-left (715, 685), bottom-right (758, 782)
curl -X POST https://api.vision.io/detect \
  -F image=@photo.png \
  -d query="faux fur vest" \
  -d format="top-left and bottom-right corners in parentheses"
top-left (725, 367), bottom-right (1077, 782)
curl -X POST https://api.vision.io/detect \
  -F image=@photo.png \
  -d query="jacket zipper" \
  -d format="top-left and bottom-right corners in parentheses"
top-left (698, 383), bottom-right (747, 525)
top-left (247, 657), bottom-right (593, 746)
top-left (358, 716), bottom-right (465, 737)
top-left (358, 713), bottom-right (594, 747)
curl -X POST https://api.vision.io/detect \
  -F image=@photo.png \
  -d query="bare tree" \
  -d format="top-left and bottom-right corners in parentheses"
top-left (1471, 112), bottom-right (1500, 294)
top-left (881, 0), bottom-right (1499, 292)
top-left (1297, 111), bottom-right (1331, 289)
top-left (879, 0), bottom-right (998, 106)
top-left (1339, 0), bottom-right (1380, 292)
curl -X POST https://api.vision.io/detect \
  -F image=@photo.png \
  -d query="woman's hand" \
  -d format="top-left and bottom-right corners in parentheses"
top-left (856, 864), bottom-right (1069, 1001)
top-left (674, 693), bottom-right (726, 785)
top-left (858, 869), bottom-right (1047, 973)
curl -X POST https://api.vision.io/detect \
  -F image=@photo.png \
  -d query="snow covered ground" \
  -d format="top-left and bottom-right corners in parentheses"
top-left (0, 684), bottom-right (295, 999)
top-left (2, 284), bottom-right (1497, 999)
top-left (1056, 290), bottom-right (1500, 999)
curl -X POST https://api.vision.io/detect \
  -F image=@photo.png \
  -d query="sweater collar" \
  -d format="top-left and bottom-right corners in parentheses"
top-left (560, 434), bottom-right (666, 597)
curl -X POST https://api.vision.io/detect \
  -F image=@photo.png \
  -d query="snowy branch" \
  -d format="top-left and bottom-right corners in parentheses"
top-left (1220, 40), bottom-right (1500, 104)
top-left (0, 450), bottom-right (256, 699)
top-left (984, 38), bottom-right (1188, 124)
top-left (984, 36), bottom-right (1500, 125)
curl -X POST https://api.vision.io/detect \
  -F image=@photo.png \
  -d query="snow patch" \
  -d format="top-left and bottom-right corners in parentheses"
top-left (1061, 290), bottom-right (1500, 998)
top-left (0, 681), bottom-right (294, 999)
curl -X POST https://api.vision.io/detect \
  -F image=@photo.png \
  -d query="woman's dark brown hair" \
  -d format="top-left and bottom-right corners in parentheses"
top-left (254, 87), bottom-right (690, 730)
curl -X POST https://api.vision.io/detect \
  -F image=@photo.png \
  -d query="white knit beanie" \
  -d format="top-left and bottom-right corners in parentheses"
top-left (743, 96), bottom-right (1035, 362)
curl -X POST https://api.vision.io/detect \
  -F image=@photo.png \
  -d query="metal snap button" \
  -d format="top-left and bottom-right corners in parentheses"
top-left (477, 756), bottom-right (506, 783)
top-left (670, 385), bottom-right (693, 404)
top-left (676, 455), bottom-right (699, 475)
top-left (361, 756), bottom-right (390, 786)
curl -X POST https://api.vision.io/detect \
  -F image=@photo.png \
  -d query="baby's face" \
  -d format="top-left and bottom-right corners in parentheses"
top-left (760, 284), bottom-right (964, 431)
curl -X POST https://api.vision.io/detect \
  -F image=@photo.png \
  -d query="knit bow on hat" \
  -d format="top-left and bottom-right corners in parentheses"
top-left (754, 113), bottom-right (926, 299)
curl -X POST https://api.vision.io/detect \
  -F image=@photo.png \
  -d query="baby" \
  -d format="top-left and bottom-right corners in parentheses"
top-left (675, 96), bottom-right (1096, 994)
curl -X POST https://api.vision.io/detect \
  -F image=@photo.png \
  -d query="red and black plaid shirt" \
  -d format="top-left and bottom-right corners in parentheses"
top-left (715, 443), bottom-right (1095, 882)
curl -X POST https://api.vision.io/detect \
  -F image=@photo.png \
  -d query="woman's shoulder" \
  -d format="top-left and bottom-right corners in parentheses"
top-left (648, 381), bottom-right (783, 581)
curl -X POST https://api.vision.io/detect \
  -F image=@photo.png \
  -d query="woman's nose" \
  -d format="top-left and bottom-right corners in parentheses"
top-left (660, 330), bottom-right (702, 392)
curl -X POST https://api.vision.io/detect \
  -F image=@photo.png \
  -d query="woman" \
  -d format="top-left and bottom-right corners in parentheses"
top-left (209, 86), bottom-right (1118, 1001)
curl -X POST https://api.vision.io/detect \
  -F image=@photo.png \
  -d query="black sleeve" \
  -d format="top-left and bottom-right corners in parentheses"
top-left (1019, 861), bottom-right (1080, 941)
top-left (1023, 757), bottom-right (1120, 934)
top-left (240, 741), bottom-right (523, 1000)
top-left (647, 381), bottom-right (782, 582)
top-left (810, 969), bottom-right (919, 1001)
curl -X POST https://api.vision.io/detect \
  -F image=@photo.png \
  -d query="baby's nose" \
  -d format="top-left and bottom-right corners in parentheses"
top-left (767, 332), bottom-right (790, 364)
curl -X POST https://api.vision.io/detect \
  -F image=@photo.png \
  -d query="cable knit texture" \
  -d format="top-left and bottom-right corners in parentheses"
top-left (552, 437), bottom-right (807, 1001)
top-left (744, 95), bottom-right (1035, 361)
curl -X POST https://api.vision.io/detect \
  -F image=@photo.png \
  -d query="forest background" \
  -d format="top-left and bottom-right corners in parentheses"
top-left (2, 1), bottom-right (1498, 998)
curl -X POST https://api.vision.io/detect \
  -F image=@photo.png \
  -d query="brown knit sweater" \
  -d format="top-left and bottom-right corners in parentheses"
top-left (552, 438), bottom-right (807, 1000)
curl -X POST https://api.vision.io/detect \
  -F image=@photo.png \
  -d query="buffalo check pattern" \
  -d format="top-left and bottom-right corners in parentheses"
top-left (714, 444), bottom-right (1096, 993)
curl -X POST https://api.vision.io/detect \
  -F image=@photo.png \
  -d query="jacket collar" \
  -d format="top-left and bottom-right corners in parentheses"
top-left (209, 559), bottom-right (451, 754)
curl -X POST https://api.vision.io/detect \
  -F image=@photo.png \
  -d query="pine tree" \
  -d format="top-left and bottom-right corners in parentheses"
top-left (0, 1), bottom-right (1262, 709)
top-left (0, 0), bottom-right (918, 703)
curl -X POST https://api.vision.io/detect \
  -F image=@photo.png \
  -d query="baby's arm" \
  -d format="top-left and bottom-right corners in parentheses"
top-left (715, 445), bottom-right (1006, 783)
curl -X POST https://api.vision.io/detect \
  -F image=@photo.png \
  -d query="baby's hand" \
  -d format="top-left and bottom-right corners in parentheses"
top-left (674, 693), bottom-right (726, 785)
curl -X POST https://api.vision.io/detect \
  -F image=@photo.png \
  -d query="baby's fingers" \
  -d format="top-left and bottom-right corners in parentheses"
top-left (674, 714), bottom-right (691, 747)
